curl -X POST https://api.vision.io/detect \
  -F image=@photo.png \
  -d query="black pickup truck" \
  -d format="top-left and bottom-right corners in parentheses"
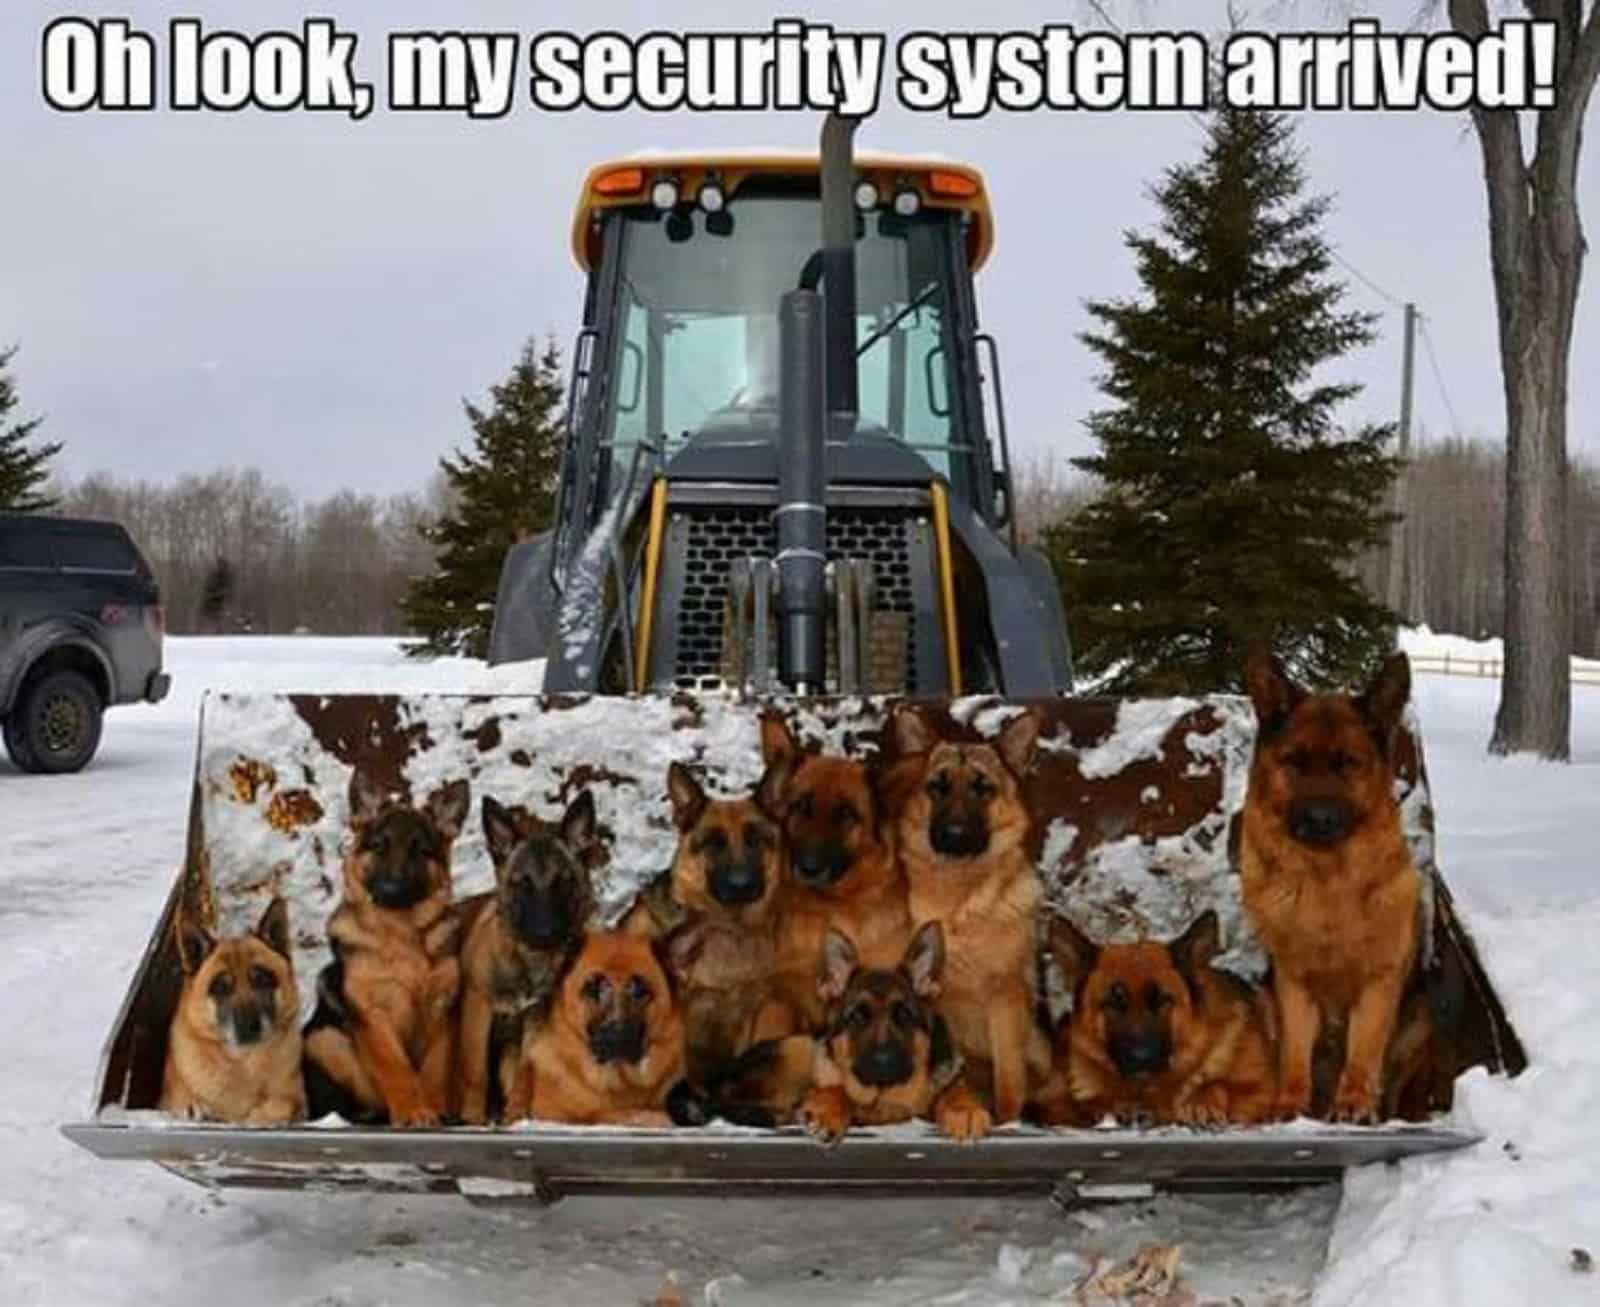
top-left (0, 513), bottom-right (170, 773)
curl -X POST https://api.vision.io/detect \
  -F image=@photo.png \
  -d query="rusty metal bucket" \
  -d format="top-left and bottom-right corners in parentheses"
top-left (62, 690), bottom-right (1520, 1201)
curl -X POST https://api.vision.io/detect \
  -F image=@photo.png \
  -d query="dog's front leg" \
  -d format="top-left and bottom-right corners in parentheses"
top-left (1272, 971), bottom-right (1320, 1120)
top-left (1334, 968), bottom-right (1407, 1123)
top-left (986, 982), bottom-right (1032, 1123)
top-left (456, 987), bottom-right (495, 1124)
top-left (353, 1018), bottom-right (437, 1127)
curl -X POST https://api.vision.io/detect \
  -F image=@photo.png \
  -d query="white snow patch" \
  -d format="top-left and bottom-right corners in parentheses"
top-left (1075, 697), bottom-right (1202, 778)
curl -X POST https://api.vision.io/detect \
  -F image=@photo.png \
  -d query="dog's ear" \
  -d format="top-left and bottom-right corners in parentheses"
top-left (654, 915), bottom-right (706, 988)
top-left (347, 767), bottom-right (389, 827)
top-left (1047, 916), bottom-right (1099, 992)
top-left (1170, 910), bottom-right (1221, 995)
top-left (175, 915), bottom-right (217, 975)
top-left (759, 713), bottom-right (798, 768)
top-left (892, 705), bottom-right (937, 758)
top-left (560, 788), bottom-right (598, 853)
top-left (254, 897), bottom-right (292, 961)
top-left (997, 709), bottom-right (1041, 778)
top-left (1244, 642), bottom-right (1304, 735)
top-left (901, 920), bottom-right (946, 999)
top-left (753, 754), bottom-right (793, 820)
top-left (1357, 652), bottom-right (1412, 754)
top-left (818, 929), bottom-right (859, 1002)
top-left (482, 795), bottom-right (520, 867)
top-left (426, 778), bottom-right (471, 842)
top-left (666, 762), bottom-right (708, 832)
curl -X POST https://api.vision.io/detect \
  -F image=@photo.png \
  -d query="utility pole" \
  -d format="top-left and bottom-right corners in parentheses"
top-left (1386, 302), bottom-right (1417, 623)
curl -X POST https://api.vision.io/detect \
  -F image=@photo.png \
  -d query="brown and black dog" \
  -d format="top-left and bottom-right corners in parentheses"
top-left (161, 897), bottom-right (305, 1124)
top-left (1240, 647), bottom-right (1422, 1122)
top-left (660, 758), bottom-right (790, 1087)
top-left (516, 923), bottom-right (705, 1126)
top-left (759, 714), bottom-right (911, 1034)
top-left (1035, 911), bottom-right (1276, 1126)
top-left (709, 921), bottom-right (990, 1143)
top-left (457, 790), bottom-right (597, 1124)
top-left (302, 769), bottom-right (470, 1127)
top-left (883, 706), bottom-right (1052, 1123)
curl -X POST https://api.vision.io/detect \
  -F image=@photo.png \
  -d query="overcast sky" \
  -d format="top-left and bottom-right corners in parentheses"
top-left (3, 0), bottom-right (1596, 500)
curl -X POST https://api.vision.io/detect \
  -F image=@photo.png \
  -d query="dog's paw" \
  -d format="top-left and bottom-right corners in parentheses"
top-left (666, 1079), bottom-right (712, 1128)
top-left (1170, 1102), bottom-right (1229, 1129)
top-left (936, 1097), bottom-right (992, 1144)
top-left (1331, 1079), bottom-right (1380, 1125)
top-left (798, 1090), bottom-right (851, 1147)
top-left (1271, 1081), bottom-right (1313, 1122)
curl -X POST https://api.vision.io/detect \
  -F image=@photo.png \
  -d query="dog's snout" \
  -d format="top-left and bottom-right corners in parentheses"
top-left (1288, 799), bottom-right (1354, 846)
top-left (511, 887), bottom-right (567, 947)
top-left (930, 816), bottom-right (988, 859)
top-left (854, 1040), bottom-right (913, 1088)
top-left (1109, 1030), bottom-right (1170, 1078)
top-left (710, 858), bottom-right (766, 906)
top-left (230, 1004), bottom-right (265, 1047)
top-left (589, 1018), bottom-right (646, 1065)
top-left (793, 844), bottom-right (850, 886)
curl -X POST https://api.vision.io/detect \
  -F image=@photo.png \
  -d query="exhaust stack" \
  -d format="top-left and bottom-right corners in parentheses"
top-left (775, 289), bottom-right (826, 692)
top-left (819, 113), bottom-right (861, 425)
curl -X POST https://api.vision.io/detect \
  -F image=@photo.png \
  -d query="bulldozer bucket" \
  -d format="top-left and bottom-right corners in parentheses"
top-left (64, 689), bottom-right (1520, 1201)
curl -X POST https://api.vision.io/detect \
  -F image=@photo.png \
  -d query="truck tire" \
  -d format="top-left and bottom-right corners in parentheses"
top-left (8, 669), bottom-right (103, 774)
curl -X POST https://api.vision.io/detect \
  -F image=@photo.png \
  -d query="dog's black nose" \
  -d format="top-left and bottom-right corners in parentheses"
top-left (589, 1019), bottom-right (646, 1065)
top-left (1288, 799), bottom-right (1354, 846)
top-left (1109, 1032), bottom-right (1169, 1078)
top-left (854, 1041), bottom-right (913, 1088)
top-left (511, 891), bottom-right (567, 947)
top-left (930, 819), bottom-right (988, 858)
top-left (793, 845), bottom-right (849, 886)
top-left (231, 1005), bottom-right (264, 1046)
top-left (710, 860), bottom-right (766, 906)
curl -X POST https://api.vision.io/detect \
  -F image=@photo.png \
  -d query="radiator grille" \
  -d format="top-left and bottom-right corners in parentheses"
top-left (672, 505), bottom-right (922, 692)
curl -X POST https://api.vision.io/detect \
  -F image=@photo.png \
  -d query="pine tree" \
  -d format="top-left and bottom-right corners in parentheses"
top-left (401, 338), bottom-right (564, 658)
top-left (1045, 109), bottom-right (1399, 694)
top-left (0, 346), bottom-right (63, 512)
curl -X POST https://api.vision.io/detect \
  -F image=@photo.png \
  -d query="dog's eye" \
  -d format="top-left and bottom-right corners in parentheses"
top-left (890, 1001), bottom-right (917, 1029)
top-left (1283, 748), bottom-right (1311, 773)
top-left (581, 975), bottom-right (610, 1003)
top-left (744, 822), bottom-right (770, 850)
top-left (1102, 982), bottom-right (1129, 1014)
top-left (1148, 987), bottom-right (1172, 1012)
top-left (208, 973), bottom-right (234, 1000)
top-left (249, 965), bottom-right (277, 992)
top-left (847, 1003), bottom-right (873, 1029)
top-left (831, 801), bottom-right (857, 826)
top-left (1328, 750), bottom-right (1357, 775)
top-left (367, 833), bottom-right (389, 855)
top-left (791, 794), bottom-right (815, 820)
top-left (926, 773), bottom-right (953, 798)
top-left (627, 976), bottom-right (652, 1003)
top-left (696, 830), bottom-right (728, 855)
top-left (970, 775), bottom-right (995, 798)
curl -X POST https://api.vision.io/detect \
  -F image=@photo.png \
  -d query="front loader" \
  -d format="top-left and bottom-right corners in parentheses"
top-left (65, 115), bottom-right (1523, 1206)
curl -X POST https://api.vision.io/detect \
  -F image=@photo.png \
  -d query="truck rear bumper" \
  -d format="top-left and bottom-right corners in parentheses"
top-left (143, 671), bottom-right (171, 704)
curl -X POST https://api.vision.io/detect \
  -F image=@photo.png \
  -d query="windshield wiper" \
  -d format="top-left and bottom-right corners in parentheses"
top-left (855, 282), bottom-right (940, 358)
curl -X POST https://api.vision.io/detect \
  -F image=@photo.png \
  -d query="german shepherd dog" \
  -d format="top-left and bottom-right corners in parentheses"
top-left (661, 758), bottom-right (790, 1087)
top-left (161, 898), bottom-right (305, 1124)
top-left (708, 922), bottom-right (991, 1143)
top-left (302, 769), bottom-right (470, 1127)
top-left (1240, 647), bottom-right (1422, 1122)
top-left (883, 706), bottom-right (1052, 1123)
top-left (1035, 912), bottom-right (1276, 1126)
top-left (515, 922), bottom-right (705, 1126)
top-left (759, 715), bottom-right (911, 1035)
top-left (457, 790), bottom-right (597, 1124)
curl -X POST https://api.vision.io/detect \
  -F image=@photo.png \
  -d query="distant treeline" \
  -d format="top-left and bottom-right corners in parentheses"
top-left (57, 468), bottom-right (450, 636)
top-left (52, 438), bottom-right (1600, 654)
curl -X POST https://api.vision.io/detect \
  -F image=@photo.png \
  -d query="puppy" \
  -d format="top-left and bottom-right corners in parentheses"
top-left (1035, 911), bottom-right (1276, 1127)
top-left (515, 922), bottom-right (705, 1126)
top-left (883, 706), bottom-right (1051, 1123)
top-left (759, 715), bottom-right (911, 1034)
top-left (302, 769), bottom-right (469, 1127)
top-left (661, 759), bottom-right (790, 1087)
top-left (1240, 647), bottom-right (1422, 1122)
top-left (456, 790), bottom-right (597, 1125)
top-left (160, 898), bottom-right (305, 1124)
top-left (709, 923), bottom-right (989, 1144)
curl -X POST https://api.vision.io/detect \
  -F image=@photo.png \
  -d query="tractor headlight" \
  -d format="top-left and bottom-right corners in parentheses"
top-left (853, 179), bottom-right (880, 212)
top-left (651, 178), bottom-right (680, 211)
top-left (698, 179), bottom-right (726, 214)
top-left (893, 186), bottom-right (922, 217)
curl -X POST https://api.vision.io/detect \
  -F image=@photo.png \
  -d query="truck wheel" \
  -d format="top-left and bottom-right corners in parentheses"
top-left (10, 670), bottom-right (103, 774)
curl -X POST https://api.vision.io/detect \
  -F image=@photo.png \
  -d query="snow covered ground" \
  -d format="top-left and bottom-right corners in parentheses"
top-left (0, 635), bottom-right (1594, 1305)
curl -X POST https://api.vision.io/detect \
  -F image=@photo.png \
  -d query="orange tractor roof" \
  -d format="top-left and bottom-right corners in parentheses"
top-left (570, 150), bottom-right (994, 274)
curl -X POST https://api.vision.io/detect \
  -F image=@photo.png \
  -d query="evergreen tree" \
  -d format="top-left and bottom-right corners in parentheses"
top-left (0, 346), bottom-right (63, 511)
top-left (402, 338), bottom-right (564, 658)
top-left (1045, 109), bottom-right (1399, 694)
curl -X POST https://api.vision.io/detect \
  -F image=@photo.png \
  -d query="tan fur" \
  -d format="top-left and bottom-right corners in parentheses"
top-left (1240, 649), bottom-right (1422, 1122)
top-left (759, 715), bottom-right (912, 1034)
top-left (160, 899), bottom-right (305, 1124)
top-left (882, 707), bottom-right (1051, 1123)
top-left (1034, 916), bottom-right (1276, 1127)
top-left (518, 929), bottom-right (694, 1126)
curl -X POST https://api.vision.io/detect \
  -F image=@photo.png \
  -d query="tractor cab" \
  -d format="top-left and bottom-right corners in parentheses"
top-left (491, 123), bottom-right (1074, 700)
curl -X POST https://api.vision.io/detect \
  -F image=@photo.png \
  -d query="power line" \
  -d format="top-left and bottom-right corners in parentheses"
top-left (1331, 249), bottom-right (1408, 310)
top-left (1417, 317), bottom-right (1465, 436)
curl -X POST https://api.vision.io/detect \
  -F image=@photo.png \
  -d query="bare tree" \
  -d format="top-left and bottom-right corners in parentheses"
top-left (1447, 1), bottom-right (1599, 759)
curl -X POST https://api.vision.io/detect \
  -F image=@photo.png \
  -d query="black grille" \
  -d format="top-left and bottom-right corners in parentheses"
top-left (672, 505), bottom-right (921, 692)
